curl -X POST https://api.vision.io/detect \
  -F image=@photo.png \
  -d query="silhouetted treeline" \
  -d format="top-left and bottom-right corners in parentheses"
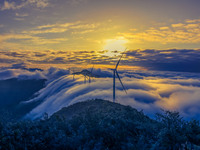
top-left (0, 100), bottom-right (200, 150)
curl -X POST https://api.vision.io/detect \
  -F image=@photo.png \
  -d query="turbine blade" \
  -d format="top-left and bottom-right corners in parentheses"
top-left (115, 48), bottom-right (127, 70)
top-left (91, 65), bottom-right (94, 73)
top-left (116, 70), bottom-right (127, 94)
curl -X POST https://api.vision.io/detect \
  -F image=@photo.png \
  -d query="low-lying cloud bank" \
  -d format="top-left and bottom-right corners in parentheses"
top-left (0, 64), bottom-right (200, 120)
top-left (125, 49), bottom-right (200, 73)
top-left (1, 49), bottom-right (200, 73)
top-left (18, 67), bottom-right (200, 120)
top-left (0, 63), bottom-right (70, 81)
top-left (0, 69), bottom-right (46, 80)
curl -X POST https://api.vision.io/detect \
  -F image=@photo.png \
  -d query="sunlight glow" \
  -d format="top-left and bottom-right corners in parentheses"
top-left (103, 37), bottom-right (128, 56)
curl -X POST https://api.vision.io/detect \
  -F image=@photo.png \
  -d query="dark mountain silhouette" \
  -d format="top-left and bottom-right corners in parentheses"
top-left (0, 78), bottom-right (46, 119)
top-left (0, 78), bottom-right (46, 107)
top-left (0, 99), bottom-right (200, 149)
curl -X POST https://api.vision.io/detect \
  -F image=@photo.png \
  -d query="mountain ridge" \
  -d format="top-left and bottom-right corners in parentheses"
top-left (50, 99), bottom-right (154, 123)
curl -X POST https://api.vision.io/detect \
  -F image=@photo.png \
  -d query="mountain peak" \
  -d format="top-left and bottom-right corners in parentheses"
top-left (50, 99), bottom-right (154, 124)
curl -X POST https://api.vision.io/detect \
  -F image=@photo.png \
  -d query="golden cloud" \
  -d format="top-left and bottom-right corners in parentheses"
top-left (23, 21), bottom-right (99, 35)
top-left (120, 19), bottom-right (200, 44)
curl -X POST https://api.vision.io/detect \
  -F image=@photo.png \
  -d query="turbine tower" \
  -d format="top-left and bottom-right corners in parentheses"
top-left (69, 67), bottom-right (75, 80)
top-left (89, 65), bottom-right (94, 83)
top-left (113, 49), bottom-right (127, 103)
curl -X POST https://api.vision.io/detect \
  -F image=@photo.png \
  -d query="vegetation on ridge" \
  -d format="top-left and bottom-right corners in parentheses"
top-left (0, 99), bottom-right (200, 150)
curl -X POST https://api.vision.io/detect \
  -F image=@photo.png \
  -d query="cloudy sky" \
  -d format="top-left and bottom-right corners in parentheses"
top-left (0, 0), bottom-right (200, 72)
top-left (1, 0), bottom-right (200, 52)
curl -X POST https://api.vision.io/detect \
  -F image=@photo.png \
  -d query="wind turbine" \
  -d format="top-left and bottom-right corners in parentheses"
top-left (89, 65), bottom-right (94, 83)
top-left (84, 74), bottom-right (88, 84)
top-left (72, 68), bottom-right (95, 84)
top-left (69, 67), bottom-right (75, 80)
top-left (112, 49), bottom-right (127, 103)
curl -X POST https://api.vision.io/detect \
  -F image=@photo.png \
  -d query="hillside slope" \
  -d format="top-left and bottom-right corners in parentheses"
top-left (1, 99), bottom-right (200, 149)
top-left (49, 99), bottom-right (158, 149)
top-left (51, 99), bottom-right (154, 123)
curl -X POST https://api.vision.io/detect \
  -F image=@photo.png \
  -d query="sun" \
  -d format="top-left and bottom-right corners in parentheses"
top-left (103, 37), bottom-right (128, 57)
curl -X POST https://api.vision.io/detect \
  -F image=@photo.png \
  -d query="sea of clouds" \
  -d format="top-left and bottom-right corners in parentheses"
top-left (9, 67), bottom-right (198, 120)
top-left (1, 49), bottom-right (200, 120)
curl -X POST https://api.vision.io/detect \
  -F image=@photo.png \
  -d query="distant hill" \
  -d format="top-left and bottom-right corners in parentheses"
top-left (0, 78), bottom-right (46, 107)
top-left (0, 78), bottom-right (46, 120)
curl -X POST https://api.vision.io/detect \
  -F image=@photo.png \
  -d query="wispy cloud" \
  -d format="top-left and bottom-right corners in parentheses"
top-left (28, 0), bottom-right (49, 8)
top-left (0, 21), bottom-right (102, 50)
top-left (120, 19), bottom-right (200, 44)
top-left (25, 28), bottom-right (69, 34)
top-left (0, 1), bottom-right (17, 10)
top-left (68, 0), bottom-right (89, 6)
top-left (185, 19), bottom-right (200, 23)
top-left (15, 12), bottom-right (29, 17)
top-left (70, 23), bottom-right (99, 29)
top-left (0, 34), bottom-right (33, 42)
top-left (0, 33), bottom-right (68, 50)
top-left (23, 21), bottom-right (99, 35)
top-left (14, 12), bottom-right (28, 21)
top-left (0, 0), bottom-right (49, 11)
top-left (72, 29), bottom-right (94, 34)
top-left (14, 17), bottom-right (25, 21)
